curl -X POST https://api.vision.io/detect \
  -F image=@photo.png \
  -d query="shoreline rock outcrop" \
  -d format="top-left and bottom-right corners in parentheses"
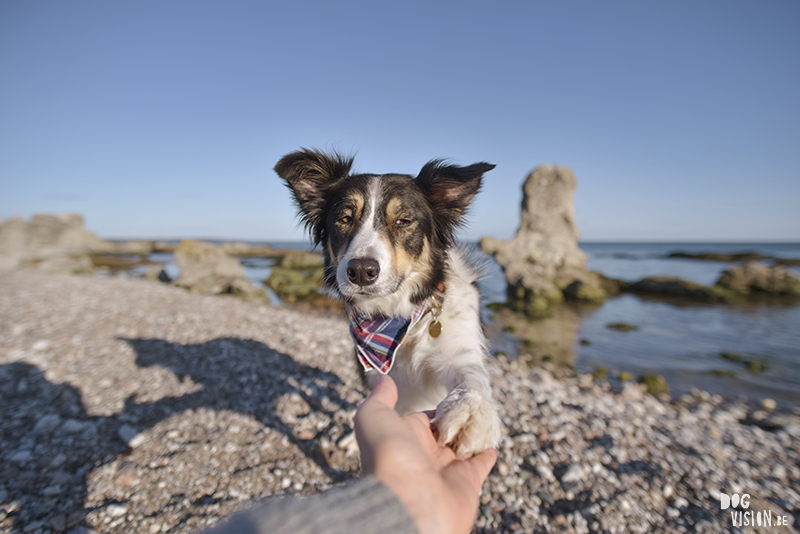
top-left (0, 213), bottom-right (112, 273)
top-left (480, 165), bottom-right (607, 316)
top-left (172, 239), bottom-right (270, 304)
top-left (716, 261), bottom-right (800, 296)
top-left (619, 263), bottom-right (800, 302)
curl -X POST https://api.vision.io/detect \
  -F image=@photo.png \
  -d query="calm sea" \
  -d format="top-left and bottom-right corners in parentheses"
top-left (148, 241), bottom-right (800, 406)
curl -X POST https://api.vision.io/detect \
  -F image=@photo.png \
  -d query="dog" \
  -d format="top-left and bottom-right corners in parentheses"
top-left (274, 148), bottom-right (502, 458)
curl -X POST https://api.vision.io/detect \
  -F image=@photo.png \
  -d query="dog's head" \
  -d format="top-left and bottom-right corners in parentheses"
top-left (275, 148), bottom-right (494, 311)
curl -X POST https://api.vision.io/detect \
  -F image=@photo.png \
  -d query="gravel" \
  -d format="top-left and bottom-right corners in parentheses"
top-left (1, 270), bottom-right (798, 533)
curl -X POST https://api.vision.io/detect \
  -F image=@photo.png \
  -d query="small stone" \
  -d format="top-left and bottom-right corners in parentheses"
top-left (118, 424), bottom-right (144, 447)
top-left (761, 398), bottom-right (777, 411)
top-left (497, 463), bottom-right (510, 476)
top-left (42, 484), bottom-right (62, 496)
top-left (337, 431), bottom-right (359, 455)
top-left (662, 484), bottom-right (674, 499)
top-left (23, 520), bottom-right (44, 533)
top-left (560, 464), bottom-right (584, 483)
top-left (66, 511), bottom-right (85, 528)
top-left (674, 497), bottom-right (689, 509)
top-left (33, 414), bottom-right (62, 436)
top-left (10, 450), bottom-right (32, 464)
top-left (32, 340), bottom-right (50, 351)
top-left (536, 465), bottom-right (555, 482)
top-left (554, 514), bottom-right (567, 526)
top-left (61, 419), bottom-right (90, 434)
top-left (51, 514), bottom-right (67, 532)
top-left (772, 464), bottom-right (787, 479)
top-left (281, 477), bottom-right (292, 489)
top-left (665, 507), bottom-right (680, 519)
top-left (296, 429), bottom-right (315, 440)
top-left (149, 524), bottom-right (161, 533)
top-left (114, 465), bottom-right (139, 487)
top-left (106, 504), bottom-right (127, 518)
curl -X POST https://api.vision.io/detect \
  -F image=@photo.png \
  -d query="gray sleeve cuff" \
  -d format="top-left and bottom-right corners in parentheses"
top-left (202, 476), bottom-right (418, 534)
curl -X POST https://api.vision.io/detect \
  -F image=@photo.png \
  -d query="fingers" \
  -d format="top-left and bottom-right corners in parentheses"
top-left (442, 447), bottom-right (497, 495)
top-left (362, 374), bottom-right (398, 410)
top-left (466, 448), bottom-right (497, 483)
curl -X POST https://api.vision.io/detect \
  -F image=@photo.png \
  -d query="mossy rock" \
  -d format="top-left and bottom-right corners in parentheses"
top-left (639, 375), bottom-right (669, 396)
top-left (506, 282), bottom-right (562, 318)
top-left (579, 338), bottom-right (592, 346)
top-left (618, 371), bottom-right (633, 382)
top-left (746, 360), bottom-right (769, 373)
top-left (521, 339), bottom-right (536, 347)
top-left (486, 302), bottom-right (508, 311)
top-left (716, 262), bottom-right (800, 296)
top-left (591, 367), bottom-right (608, 380)
top-left (265, 266), bottom-right (325, 302)
top-left (279, 250), bottom-right (324, 269)
top-left (709, 369), bottom-right (736, 378)
top-left (721, 352), bottom-right (745, 362)
top-left (563, 279), bottom-right (607, 302)
top-left (626, 276), bottom-right (729, 302)
top-left (607, 322), bottom-right (639, 332)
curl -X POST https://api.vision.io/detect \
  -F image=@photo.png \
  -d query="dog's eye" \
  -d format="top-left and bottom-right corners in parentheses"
top-left (338, 216), bottom-right (352, 225)
top-left (395, 219), bottom-right (412, 227)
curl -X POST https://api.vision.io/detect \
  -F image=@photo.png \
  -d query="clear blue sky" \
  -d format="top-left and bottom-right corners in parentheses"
top-left (1, 1), bottom-right (798, 242)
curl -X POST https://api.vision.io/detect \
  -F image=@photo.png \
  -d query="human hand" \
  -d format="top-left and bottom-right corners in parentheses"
top-left (354, 375), bottom-right (497, 534)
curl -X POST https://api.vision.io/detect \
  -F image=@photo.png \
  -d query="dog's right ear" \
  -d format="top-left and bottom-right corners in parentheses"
top-left (274, 148), bottom-right (353, 242)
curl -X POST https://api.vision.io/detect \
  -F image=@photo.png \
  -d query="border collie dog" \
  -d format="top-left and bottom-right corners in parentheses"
top-left (275, 149), bottom-right (501, 458)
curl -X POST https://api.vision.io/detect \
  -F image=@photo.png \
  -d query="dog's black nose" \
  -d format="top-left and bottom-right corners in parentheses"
top-left (346, 258), bottom-right (380, 286)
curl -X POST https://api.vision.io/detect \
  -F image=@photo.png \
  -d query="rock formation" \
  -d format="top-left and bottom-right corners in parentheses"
top-left (0, 213), bottom-right (112, 273)
top-left (716, 262), bottom-right (800, 296)
top-left (172, 240), bottom-right (269, 304)
top-left (480, 165), bottom-right (606, 316)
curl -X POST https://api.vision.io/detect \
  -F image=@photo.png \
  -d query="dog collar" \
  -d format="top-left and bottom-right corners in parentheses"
top-left (349, 283), bottom-right (445, 375)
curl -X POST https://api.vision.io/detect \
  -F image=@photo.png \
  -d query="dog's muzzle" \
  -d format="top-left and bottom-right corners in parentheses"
top-left (346, 258), bottom-right (381, 286)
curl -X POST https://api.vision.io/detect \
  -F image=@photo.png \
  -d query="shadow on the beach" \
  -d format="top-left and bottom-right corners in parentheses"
top-left (0, 337), bottom-right (357, 531)
top-left (122, 336), bottom-right (356, 481)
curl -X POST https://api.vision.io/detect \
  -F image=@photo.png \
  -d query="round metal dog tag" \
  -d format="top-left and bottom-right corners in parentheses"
top-left (428, 320), bottom-right (442, 338)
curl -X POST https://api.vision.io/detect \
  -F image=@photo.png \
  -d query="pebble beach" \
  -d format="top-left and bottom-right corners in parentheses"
top-left (1, 270), bottom-right (798, 533)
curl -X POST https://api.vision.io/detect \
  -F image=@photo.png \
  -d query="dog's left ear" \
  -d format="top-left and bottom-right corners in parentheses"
top-left (416, 160), bottom-right (495, 216)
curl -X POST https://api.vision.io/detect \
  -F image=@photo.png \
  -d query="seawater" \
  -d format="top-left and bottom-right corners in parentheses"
top-left (153, 241), bottom-right (800, 405)
top-left (477, 242), bottom-right (800, 406)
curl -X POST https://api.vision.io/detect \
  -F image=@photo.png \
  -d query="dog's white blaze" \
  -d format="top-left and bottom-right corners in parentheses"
top-left (336, 177), bottom-right (396, 297)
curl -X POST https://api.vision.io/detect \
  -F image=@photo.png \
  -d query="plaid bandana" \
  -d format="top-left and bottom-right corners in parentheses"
top-left (349, 301), bottom-right (431, 375)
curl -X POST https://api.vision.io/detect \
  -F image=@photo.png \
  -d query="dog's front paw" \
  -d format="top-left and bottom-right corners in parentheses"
top-left (432, 385), bottom-right (502, 459)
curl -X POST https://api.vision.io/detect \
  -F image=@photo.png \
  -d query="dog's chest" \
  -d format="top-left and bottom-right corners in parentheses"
top-left (384, 323), bottom-right (451, 413)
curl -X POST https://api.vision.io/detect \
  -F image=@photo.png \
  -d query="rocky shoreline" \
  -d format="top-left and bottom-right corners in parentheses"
top-left (1, 270), bottom-right (799, 534)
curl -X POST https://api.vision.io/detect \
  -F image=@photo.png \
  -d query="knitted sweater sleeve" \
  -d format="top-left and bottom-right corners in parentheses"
top-left (202, 476), bottom-right (418, 534)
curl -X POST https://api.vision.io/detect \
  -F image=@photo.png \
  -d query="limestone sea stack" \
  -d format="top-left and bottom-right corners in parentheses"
top-left (480, 165), bottom-right (607, 316)
top-left (0, 213), bottom-right (112, 273)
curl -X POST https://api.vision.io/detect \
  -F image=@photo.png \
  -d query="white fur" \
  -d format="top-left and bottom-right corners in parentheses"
top-left (356, 248), bottom-right (502, 459)
top-left (336, 178), bottom-right (406, 302)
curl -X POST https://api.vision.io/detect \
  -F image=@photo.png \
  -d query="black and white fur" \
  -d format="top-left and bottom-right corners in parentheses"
top-left (275, 148), bottom-right (502, 458)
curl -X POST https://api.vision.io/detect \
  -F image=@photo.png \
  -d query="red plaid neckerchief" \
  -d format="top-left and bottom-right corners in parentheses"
top-left (348, 283), bottom-right (444, 374)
